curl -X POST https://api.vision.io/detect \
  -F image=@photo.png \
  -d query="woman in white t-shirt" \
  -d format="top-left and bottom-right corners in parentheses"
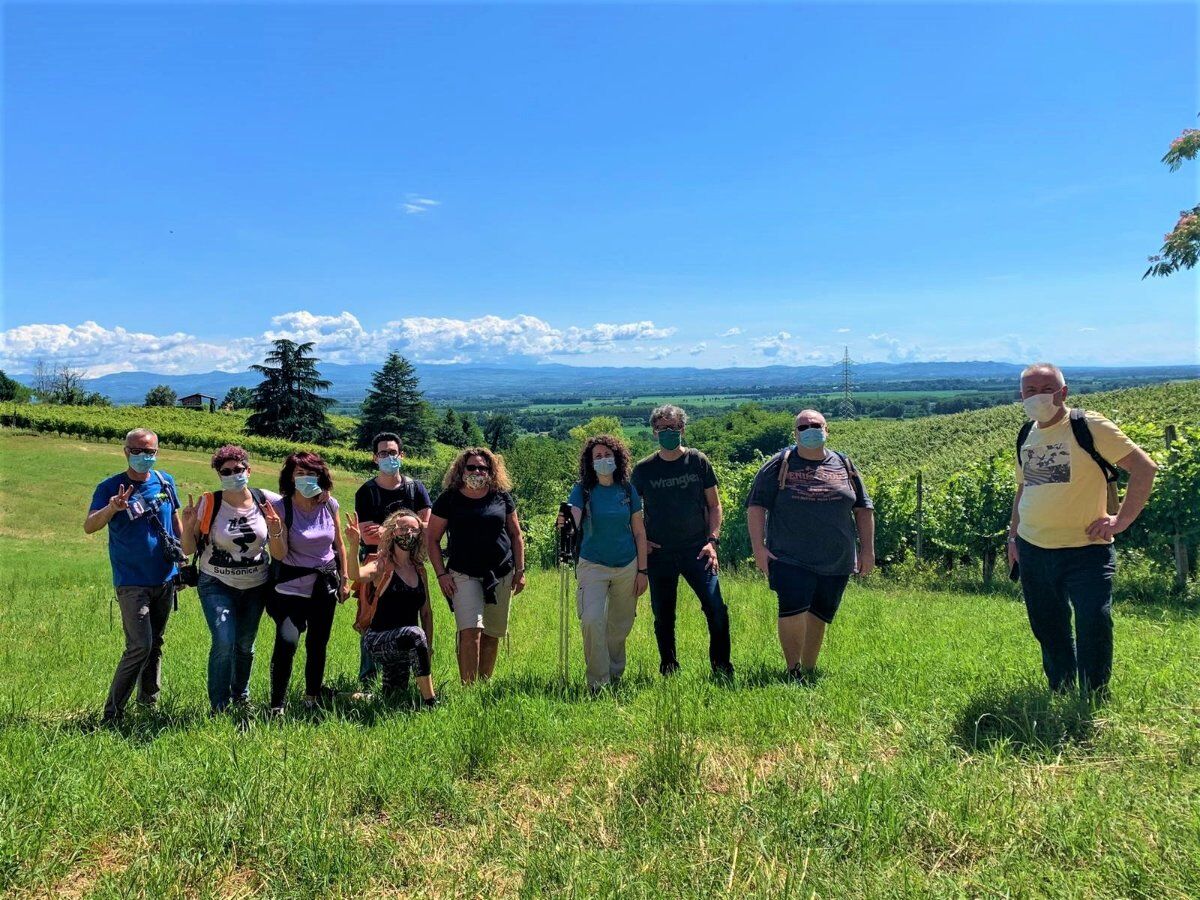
top-left (181, 445), bottom-right (287, 713)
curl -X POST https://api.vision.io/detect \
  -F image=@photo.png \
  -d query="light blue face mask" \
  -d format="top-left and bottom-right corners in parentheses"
top-left (378, 456), bottom-right (402, 474)
top-left (220, 472), bottom-right (249, 492)
top-left (295, 476), bottom-right (322, 498)
top-left (128, 452), bottom-right (156, 474)
top-left (593, 456), bottom-right (617, 477)
top-left (797, 428), bottom-right (827, 450)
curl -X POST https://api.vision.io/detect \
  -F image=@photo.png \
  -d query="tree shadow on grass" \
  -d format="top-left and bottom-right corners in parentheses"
top-left (952, 683), bottom-right (1097, 758)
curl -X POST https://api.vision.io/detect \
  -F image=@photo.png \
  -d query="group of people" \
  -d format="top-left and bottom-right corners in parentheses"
top-left (87, 362), bottom-right (1156, 723)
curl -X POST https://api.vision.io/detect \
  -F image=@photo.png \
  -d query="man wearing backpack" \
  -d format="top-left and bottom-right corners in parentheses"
top-left (353, 432), bottom-right (432, 686)
top-left (746, 409), bottom-right (874, 680)
top-left (85, 428), bottom-right (183, 724)
top-left (1009, 363), bottom-right (1157, 698)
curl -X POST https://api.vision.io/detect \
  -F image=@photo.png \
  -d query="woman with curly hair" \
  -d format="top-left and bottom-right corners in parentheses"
top-left (265, 451), bottom-right (351, 715)
top-left (345, 508), bottom-right (437, 706)
top-left (566, 434), bottom-right (648, 692)
top-left (426, 447), bottom-right (526, 683)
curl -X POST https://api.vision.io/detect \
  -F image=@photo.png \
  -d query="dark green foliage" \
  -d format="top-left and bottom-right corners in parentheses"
top-left (143, 385), bottom-right (177, 408)
top-left (246, 339), bottom-right (336, 444)
top-left (0, 370), bottom-right (32, 403)
top-left (356, 352), bottom-right (434, 453)
top-left (220, 386), bottom-right (255, 410)
top-left (483, 412), bottom-right (517, 451)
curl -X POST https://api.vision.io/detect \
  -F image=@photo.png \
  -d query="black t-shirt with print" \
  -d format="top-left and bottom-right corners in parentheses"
top-left (430, 489), bottom-right (515, 577)
top-left (630, 449), bottom-right (718, 552)
top-left (370, 572), bottom-right (427, 633)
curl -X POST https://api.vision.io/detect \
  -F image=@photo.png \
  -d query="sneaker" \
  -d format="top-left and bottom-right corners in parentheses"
top-left (421, 696), bottom-right (439, 709)
top-left (267, 705), bottom-right (285, 719)
top-left (659, 661), bottom-right (680, 677)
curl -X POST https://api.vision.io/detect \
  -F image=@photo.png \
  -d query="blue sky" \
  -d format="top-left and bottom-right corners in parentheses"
top-left (3, 1), bottom-right (1197, 375)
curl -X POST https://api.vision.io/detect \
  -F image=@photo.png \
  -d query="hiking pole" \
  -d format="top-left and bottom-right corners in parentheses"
top-left (555, 503), bottom-right (576, 685)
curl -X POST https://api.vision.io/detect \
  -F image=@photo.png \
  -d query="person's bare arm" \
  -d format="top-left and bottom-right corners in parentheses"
top-left (631, 511), bottom-right (649, 597)
top-left (1086, 448), bottom-right (1158, 541)
top-left (507, 511), bottom-right (526, 595)
top-left (1007, 483), bottom-right (1024, 568)
top-left (747, 505), bottom-right (774, 575)
top-left (332, 510), bottom-right (350, 601)
top-left (426, 514), bottom-right (456, 599)
top-left (698, 485), bottom-right (723, 571)
top-left (854, 508), bottom-right (875, 576)
top-left (420, 598), bottom-right (434, 657)
top-left (84, 484), bottom-right (133, 534)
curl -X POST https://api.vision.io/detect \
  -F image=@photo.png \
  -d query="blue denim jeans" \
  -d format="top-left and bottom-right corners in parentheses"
top-left (1017, 537), bottom-right (1116, 694)
top-left (197, 573), bottom-right (267, 711)
top-left (646, 544), bottom-right (732, 675)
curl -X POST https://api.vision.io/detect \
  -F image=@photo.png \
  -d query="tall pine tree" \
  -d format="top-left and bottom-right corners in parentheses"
top-left (357, 352), bottom-right (434, 453)
top-left (246, 340), bottom-right (335, 443)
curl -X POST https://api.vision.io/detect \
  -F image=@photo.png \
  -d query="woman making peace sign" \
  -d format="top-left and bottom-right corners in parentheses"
top-left (181, 445), bottom-right (287, 713)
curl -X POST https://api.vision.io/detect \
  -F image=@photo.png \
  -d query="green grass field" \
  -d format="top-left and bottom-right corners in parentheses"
top-left (2, 432), bottom-right (1199, 897)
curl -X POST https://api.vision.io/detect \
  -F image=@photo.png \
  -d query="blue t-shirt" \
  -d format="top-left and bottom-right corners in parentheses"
top-left (567, 481), bottom-right (643, 568)
top-left (90, 471), bottom-right (180, 587)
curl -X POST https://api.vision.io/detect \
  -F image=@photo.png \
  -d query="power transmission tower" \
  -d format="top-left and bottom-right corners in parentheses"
top-left (835, 346), bottom-right (856, 419)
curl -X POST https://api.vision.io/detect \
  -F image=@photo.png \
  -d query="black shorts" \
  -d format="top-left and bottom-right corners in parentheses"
top-left (768, 559), bottom-right (850, 624)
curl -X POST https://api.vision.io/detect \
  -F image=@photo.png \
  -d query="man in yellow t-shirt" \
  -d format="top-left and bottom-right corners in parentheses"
top-left (1007, 363), bottom-right (1158, 697)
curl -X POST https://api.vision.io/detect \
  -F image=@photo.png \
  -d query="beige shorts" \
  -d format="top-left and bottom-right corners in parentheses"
top-left (449, 570), bottom-right (514, 638)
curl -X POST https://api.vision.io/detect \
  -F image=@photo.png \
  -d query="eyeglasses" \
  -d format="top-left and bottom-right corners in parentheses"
top-left (376, 450), bottom-right (401, 458)
top-left (795, 423), bottom-right (824, 432)
top-left (464, 464), bottom-right (491, 473)
top-left (126, 447), bottom-right (158, 456)
top-left (219, 465), bottom-right (248, 476)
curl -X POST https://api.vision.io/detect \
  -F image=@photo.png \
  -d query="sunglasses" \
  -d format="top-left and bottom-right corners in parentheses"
top-left (795, 423), bottom-right (824, 432)
top-left (219, 465), bottom-right (248, 476)
top-left (464, 464), bottom-right (491, 473)
top-left (126, 447), bottom-right (158, 456)
top-left (376, 450), bottom-right (401, 457)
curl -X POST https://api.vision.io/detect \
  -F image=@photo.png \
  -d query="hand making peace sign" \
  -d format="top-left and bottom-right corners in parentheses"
top-left (107, 483), bottom-right (135, 513)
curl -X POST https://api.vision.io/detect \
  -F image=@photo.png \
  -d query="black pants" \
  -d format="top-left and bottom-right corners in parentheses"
top-left (105, 583), bottom-right (174, 720)
top-left (269, 590), bottom-right (337, 706)
top-left (647, 545), bottom-right (732, 675)
top-left (363, 626), bottom-right (431, 693)
top-left (1018, 537), bottom-right (1116, 693)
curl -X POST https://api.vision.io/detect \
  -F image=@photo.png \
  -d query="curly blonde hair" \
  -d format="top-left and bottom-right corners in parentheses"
top-left (377, 508), bottom-right (428, 567)
top-left (442, 446), bottom-right (513, 493)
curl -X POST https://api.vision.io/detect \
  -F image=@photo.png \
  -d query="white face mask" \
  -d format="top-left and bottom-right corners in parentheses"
top-left (1022, 393), bottom-right (1060, 423)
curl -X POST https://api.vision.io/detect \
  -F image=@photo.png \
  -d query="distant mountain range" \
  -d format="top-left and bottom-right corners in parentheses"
top-left (15, 361), bottom-right (1200, 407)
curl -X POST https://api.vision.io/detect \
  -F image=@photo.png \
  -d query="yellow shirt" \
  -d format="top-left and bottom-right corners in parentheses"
top-left (1015, 410), bottom-right (1136, 549)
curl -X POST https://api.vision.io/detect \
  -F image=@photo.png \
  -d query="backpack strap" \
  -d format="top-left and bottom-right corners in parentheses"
top-left (775, 447), bottom-right (792, 492)
top-left (1069, 409), bottom-right (1119, 483)
top-left (1016, 420), bottom-right (1035, 464)
top-left (833, 451), bottom-right (867, 506)
top-left (197, 491), bottom-right (221, 553)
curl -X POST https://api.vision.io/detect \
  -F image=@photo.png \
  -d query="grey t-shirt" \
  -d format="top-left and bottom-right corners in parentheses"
top-left (746, 448), bottom-right (872, 576)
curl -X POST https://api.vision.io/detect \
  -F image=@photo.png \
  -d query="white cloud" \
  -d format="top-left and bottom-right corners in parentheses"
top-left (688, 342), bottom-right (707, 356)
top-left (720, 327), bottom-right (742, 337)
top-left (647, 346), bottom-right (675, 361)
top-left (402, 195), bottom-right (440, 215)
top-left (0, 311), bottom-right (679, 375)
top-left (837, 327), bottom-right (851, 334)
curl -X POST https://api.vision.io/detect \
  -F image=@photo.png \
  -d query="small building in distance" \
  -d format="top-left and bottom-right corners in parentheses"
top-left (179, 393), bottom-right (218, 412)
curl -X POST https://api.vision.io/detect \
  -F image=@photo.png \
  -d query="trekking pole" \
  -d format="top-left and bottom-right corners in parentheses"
top-left (555, 503), bottom-right (575, 685)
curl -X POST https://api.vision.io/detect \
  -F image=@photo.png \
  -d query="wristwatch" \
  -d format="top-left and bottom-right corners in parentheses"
top-left (707, 536), bottom-right (721, 547)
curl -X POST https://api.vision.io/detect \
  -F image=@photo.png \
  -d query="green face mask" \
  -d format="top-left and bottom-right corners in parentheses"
top-left (657, 429), bottom-right (682, 451)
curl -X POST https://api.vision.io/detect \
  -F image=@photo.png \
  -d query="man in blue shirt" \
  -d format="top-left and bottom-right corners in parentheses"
top-left (85, 428), bottom-right (183, 723)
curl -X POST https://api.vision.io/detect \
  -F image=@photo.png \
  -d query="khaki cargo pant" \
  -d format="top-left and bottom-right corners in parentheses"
top-left (576, 559), bottom-right (638, 689)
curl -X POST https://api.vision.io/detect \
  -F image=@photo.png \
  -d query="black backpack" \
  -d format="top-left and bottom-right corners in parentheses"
top-left (571, 481), bottom-right (634, 564)
top-left (1017, 409), bottom-right (1120, 514)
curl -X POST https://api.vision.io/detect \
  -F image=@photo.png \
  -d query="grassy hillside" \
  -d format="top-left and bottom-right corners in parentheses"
top-left (689, 380), bottom-right (1200, 480)
top-left (1, 433), bottom-right (1199, 896)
